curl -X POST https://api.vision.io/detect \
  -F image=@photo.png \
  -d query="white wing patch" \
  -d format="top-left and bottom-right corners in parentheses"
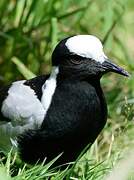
top-left (0, 80), bottom-right (46, 151)
top-left (1, 80), bottom-right (45, 127)
top-left (0, 66), bottom-right (59, 152)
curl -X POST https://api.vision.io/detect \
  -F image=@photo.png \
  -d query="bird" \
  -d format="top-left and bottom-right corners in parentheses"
top-left (0, 35), bottom-right (129, 167)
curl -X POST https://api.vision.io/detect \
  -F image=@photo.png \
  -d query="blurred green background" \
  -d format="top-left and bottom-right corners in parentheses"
top-left (0, 0), bottom-right (134, 179)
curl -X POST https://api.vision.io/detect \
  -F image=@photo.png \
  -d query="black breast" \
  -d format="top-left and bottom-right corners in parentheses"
top-left (18, 79), bottom-right (107, 166)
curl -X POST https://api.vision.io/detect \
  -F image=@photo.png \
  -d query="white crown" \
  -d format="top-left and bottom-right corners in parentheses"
top-left (65, 35), bottom-right (107, 63)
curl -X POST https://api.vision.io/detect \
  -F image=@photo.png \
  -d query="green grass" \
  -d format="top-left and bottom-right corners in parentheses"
top-left (0, 0), bottom-right (134, 179)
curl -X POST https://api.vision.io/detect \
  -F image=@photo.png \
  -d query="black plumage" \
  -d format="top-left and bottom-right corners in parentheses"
top-left (0, 35), bottom-right (129, 166)
top-left (18, 77), bottom-right (107, 165)
top-left (0, 85), bottom-right (10, 122)
top-left (24, 75), bottom-right (49, 100)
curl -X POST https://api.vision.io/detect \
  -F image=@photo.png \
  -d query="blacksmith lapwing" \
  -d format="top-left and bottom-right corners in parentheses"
top-left (0, 35), bottom-right (129, 166)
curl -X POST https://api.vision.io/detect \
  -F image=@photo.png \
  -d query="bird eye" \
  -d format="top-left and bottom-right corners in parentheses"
top-left (70, 56), bottom-right (82, 65)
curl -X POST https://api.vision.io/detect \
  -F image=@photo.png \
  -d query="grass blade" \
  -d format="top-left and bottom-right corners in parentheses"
top-left (11, 57), bottom-right (36, 79)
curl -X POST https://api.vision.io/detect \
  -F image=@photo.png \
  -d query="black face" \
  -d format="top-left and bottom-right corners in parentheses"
top-left (52, 37), bottom-right (129, 79)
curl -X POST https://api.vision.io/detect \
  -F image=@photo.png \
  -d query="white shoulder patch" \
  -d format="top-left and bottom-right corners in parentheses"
top-left (0, 67), bottom-right (59, 152)
top-left (41, 66), bottom-right (59, 115)
top-left (1, 80), bottom-right (45, 127)
top-left (65, 35), bottom-right (107, 63)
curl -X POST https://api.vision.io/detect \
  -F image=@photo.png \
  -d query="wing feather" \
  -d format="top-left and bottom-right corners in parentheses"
top-left (1, 80), bottom-right (45, 127)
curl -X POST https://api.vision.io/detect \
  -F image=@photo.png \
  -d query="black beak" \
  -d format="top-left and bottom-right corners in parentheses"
top-left (102, 59), bottom-right (130, 77)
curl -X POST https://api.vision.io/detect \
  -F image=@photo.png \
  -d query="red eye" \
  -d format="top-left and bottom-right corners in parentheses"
top-left (70, 58), bottom-right (82, 65)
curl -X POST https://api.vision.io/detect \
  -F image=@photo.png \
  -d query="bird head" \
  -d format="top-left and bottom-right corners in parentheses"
top-left (52, 35), bottom-right (129, 79)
